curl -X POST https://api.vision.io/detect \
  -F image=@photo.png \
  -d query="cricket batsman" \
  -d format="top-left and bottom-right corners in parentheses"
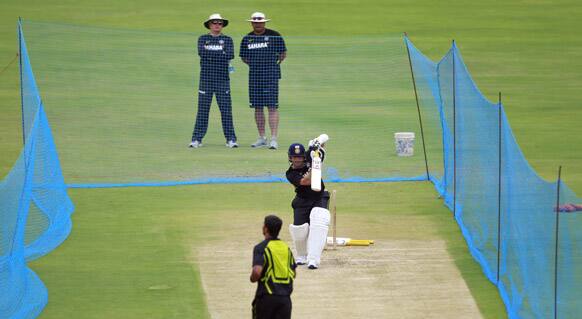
top-left (286, 138), bottom-right (330, 269)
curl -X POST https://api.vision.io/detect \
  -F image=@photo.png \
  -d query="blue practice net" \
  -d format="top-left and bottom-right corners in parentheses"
top-left (0, 22), bottom-right (74, 319)
top-left (556, 183), bottom-right (582, 318)
top-left (406, 37), bottom-right (582, 319)
top-left (3, 18), bottom-right (582, 319)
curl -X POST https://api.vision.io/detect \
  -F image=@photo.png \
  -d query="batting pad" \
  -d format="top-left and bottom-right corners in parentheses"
top-left (307, 207), bottom-right (331, 266)
top-left (289, 223), bottom-right (309, 259)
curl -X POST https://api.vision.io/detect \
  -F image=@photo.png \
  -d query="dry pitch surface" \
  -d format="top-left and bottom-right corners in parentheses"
top-left (196, 235), bottom-right (481, 318)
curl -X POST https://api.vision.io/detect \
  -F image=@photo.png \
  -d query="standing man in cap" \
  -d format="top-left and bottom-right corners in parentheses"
top-left (189, 13), bottom-right (238, 149)
top-left (240, 12), bottom-right (287, 150)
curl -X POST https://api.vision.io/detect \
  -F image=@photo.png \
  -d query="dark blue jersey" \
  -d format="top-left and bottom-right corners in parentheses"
top-left (286, 165), bottom-right (325, 200)
top-left (197, 34), bottom-right (234, 81)
top-left (239, 29), bottom-right (287, 81)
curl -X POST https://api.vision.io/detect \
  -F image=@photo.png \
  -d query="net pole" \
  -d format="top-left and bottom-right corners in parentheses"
top-left (554, 165), bottom-right (562, 319)
top-left (404, 32), bottom-right (430, 180)
top-left (18, 17), bottom-right (25, 146)
top-left (452, 40), bottom-right (457, 218)
top-left (497, 92), bottom-right (502, 284)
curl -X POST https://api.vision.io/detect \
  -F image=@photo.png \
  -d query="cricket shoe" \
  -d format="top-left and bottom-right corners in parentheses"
top-left (307, 261), bottom-right (318, 270)
top-left (226, 140), bottom-right (239, 148)
top-left (268, 139), bottom-right (278, 150)
top-left (251, 137), bottom-right (267, 148)
top-left (296, 256), bottom-right (308, 265)
top-left (189, 140), bottom-right (202, 148)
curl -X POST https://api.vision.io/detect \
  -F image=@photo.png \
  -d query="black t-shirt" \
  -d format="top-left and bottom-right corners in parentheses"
top-left (197, 34), bottom-right (234, 81)
top-left (239, 29), bottom-right (287, 81)
top-left (286, 165), bottom-right (325, 200)
top-left (253, 238), bottom-right (296, 297)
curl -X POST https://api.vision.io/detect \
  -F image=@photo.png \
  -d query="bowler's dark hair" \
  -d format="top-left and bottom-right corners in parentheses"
top-left (264, 215), bottom-right (283, 237)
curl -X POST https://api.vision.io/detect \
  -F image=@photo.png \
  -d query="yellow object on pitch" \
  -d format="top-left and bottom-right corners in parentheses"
top-left (327, 237), bottom-right (374, 246)
top-left (346, 239), bottom-right (374, 246)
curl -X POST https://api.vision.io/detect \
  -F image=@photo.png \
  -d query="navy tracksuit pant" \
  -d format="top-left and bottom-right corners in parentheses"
top-left (192, 80), bottom-right (237, 142)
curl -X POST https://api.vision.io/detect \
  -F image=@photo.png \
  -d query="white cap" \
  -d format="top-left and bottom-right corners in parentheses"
top-left (247, 12), bottom-right (270, 22)
top-left (204, 13), bottom-right (229, 29)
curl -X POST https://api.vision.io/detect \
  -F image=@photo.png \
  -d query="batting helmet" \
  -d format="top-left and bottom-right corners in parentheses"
top-left (288, 143), bottom-right (306, 157)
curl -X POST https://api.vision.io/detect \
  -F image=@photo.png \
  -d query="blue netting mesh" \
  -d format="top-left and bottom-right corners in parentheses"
top-left (406, 36), bottom-right (582, 318)
top-left (404, 40), bottom-right (445, 192)
top-left (557, 183), bottom-right (582, 318)
top-left (19, 21), bottom-right (75, 262)
top-left (498, 109), bottom-right (558, 318)
top-left (4, 19), bottom-right (582, 318)
top-left (0, 22), bottom-right (74, 319)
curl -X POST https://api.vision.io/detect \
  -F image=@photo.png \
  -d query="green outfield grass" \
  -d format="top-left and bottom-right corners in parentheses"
top-left (29, 183), bottom-right (507, 318)
top-left (18, 22), bottom-right (426, 183)
top-left (2, 0), bottom-right (582, 318)
top-left (2, 0), bottom-right (582, 187)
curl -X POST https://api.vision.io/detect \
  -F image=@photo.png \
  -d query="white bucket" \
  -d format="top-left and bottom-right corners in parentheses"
top-left (394, 132), bottom-right (415, 157)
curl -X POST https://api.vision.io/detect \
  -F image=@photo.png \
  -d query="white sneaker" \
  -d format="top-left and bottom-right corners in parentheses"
top-left (296, 256), bottom-right (307, 265)
top-left (251, 137), bottom-right (267, 148)
top-left (268, 139), bottom-right (278, 150)
top-left (307, 261), bottom-right (319, 269)
top-left (189, 140), bottom-right (202, 148)
top-left (226, 140), bottom-right (239, 148)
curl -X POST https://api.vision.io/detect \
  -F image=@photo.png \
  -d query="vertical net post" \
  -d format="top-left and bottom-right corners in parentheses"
top-left (452, 40), bottom-right (457, 218)
top-left (404, 33), bottom-right (430, 180)
top-left (18, 17), bottom-right (25, 146)
top-left (554, 165), bottom-right (562, 319)
top-left (497, 92), bottom-right (502, 284)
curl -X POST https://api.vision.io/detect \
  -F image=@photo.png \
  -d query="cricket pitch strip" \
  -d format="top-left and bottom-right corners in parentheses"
top-left (195, 238), bottom-right (482, 318)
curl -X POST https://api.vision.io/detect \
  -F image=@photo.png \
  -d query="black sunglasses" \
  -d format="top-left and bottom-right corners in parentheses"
top-left (211, 21), bottom-right (223, 25)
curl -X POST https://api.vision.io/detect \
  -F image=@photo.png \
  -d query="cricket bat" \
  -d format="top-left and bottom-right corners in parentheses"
top-left (310, 134), bottom-right (329, 192)
top-left (311, 153), bottom-right (322, 191)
